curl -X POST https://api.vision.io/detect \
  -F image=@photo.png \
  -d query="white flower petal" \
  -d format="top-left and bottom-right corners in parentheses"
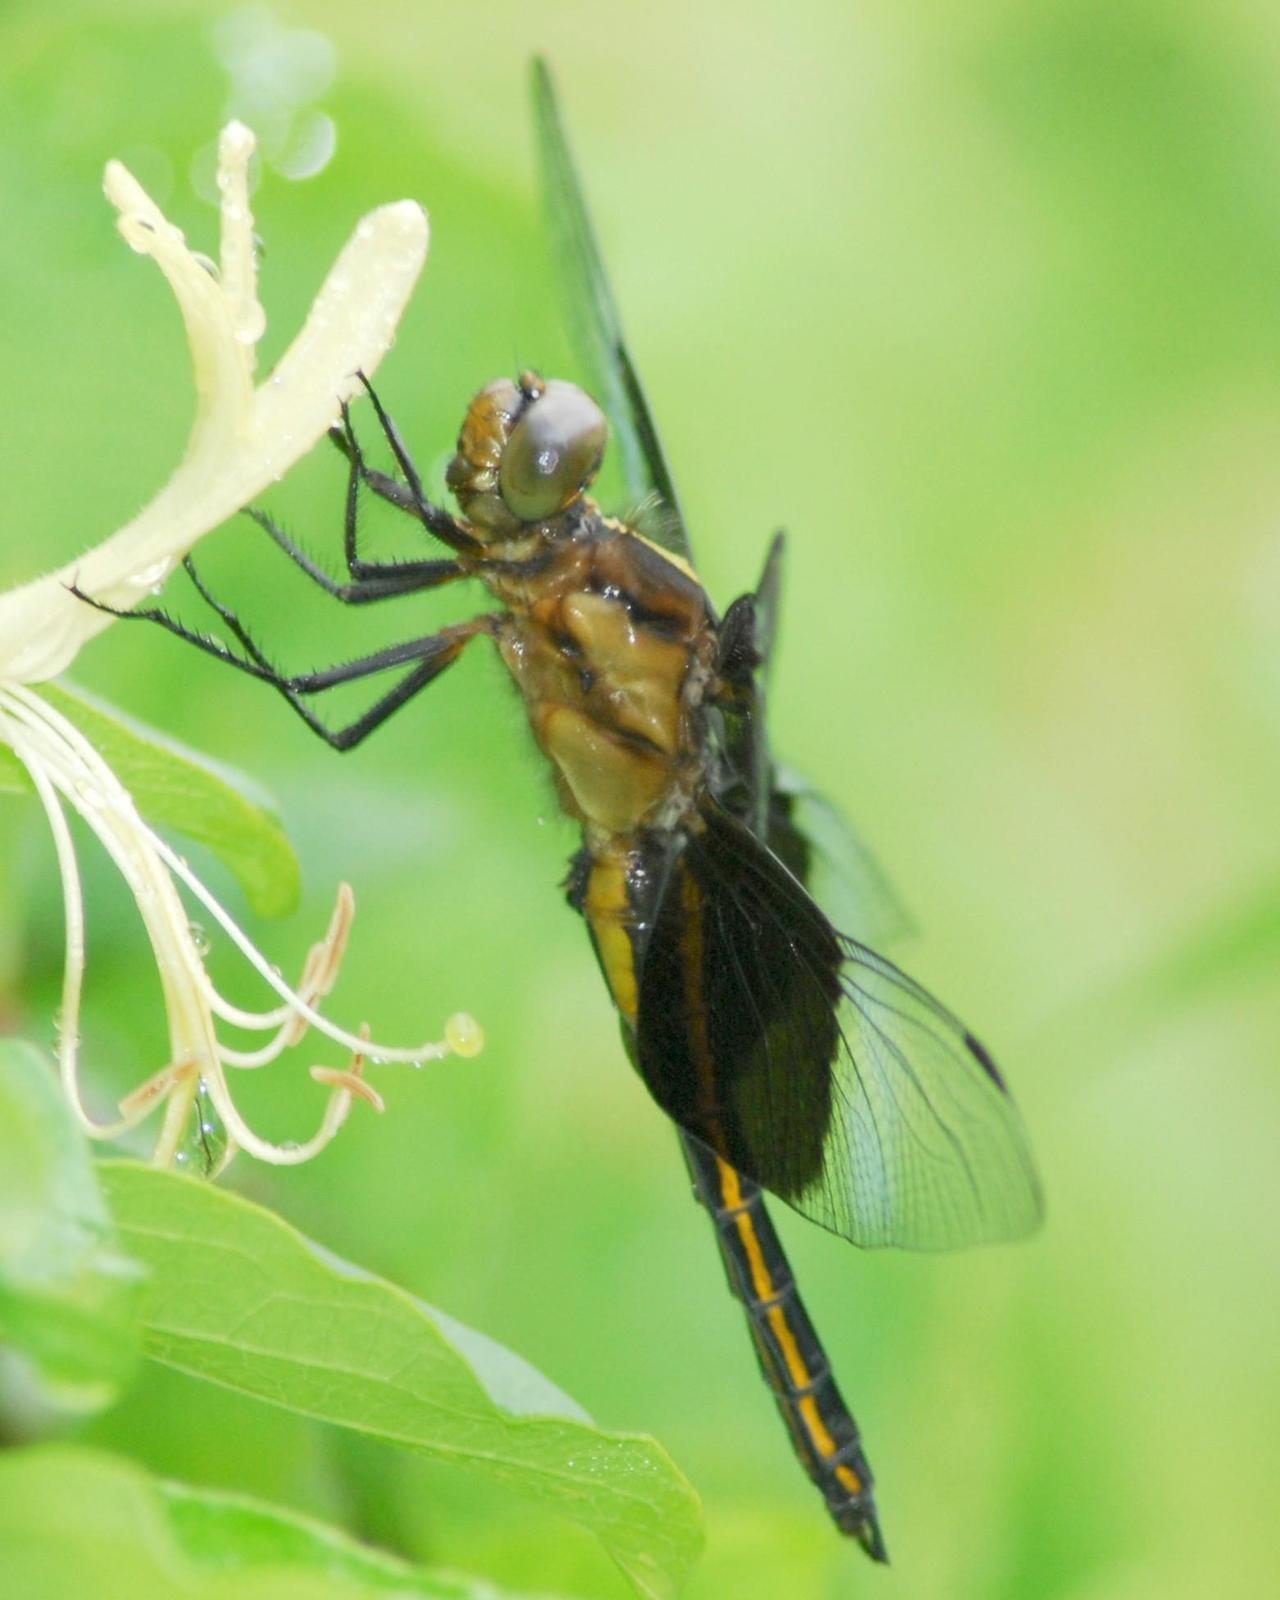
top-left (0, 122), bottom-right (427, 683)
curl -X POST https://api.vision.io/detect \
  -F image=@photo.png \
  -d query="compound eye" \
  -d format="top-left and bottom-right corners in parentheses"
top-left (499, 381), bottom-right (607, 522)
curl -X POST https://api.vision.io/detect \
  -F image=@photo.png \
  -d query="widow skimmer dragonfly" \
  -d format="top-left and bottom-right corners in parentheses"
top-left (90, 61), bottom-right (1043, 1559)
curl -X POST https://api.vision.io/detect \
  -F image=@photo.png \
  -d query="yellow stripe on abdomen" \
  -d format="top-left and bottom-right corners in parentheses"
top-left (714, 1152), bottom-right (861, 1490)
top-left (582, 851), bottom-right (640, 1021)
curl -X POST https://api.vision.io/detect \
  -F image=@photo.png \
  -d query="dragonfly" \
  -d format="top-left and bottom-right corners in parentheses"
top-left (86, 60), bottom-right (1043, 1559)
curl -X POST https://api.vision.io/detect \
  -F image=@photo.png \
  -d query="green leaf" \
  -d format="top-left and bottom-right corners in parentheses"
top-left (0, 737), bottom-right (32, 794)
top-left (40, 681), bottom-right (302, 917)
top-left (0, 1444), bottom-right (561, 1599)
top-left (0, 1041), bottom-right (142, 1414)
top-left (100, 1162), bottom-right (703, 1600)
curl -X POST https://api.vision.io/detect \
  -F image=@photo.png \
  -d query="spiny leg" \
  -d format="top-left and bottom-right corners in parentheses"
top-left (180, 554), bottom-right (304, 675)
top-left (68, 573), bottom-right (280, 687)
top-left (331, 378), bottom-right (478, 553)
top-left (237, 396), bottom-right (474, 600)
top-left (328, 424), bottom-right (421, 518)
top-left (278, 628), bottom-right (486, 752)
top-left (70, 565), bottom-right (496, 752)
top-left (71, 374), bottom-right (489, 747)
top-left (355, 375), bottom-right (438, 528)
top-left (180, 555), bottom-right (495, 749)
top-left (243, 507), bottom-right (462, 604)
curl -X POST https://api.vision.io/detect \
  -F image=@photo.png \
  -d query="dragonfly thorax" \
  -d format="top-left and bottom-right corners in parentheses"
top-left (446, 371), bottom-right (607, 538)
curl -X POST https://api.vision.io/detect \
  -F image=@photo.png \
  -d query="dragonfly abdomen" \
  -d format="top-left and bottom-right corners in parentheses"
top-left (681, 1132), bottom-right (887, 1560)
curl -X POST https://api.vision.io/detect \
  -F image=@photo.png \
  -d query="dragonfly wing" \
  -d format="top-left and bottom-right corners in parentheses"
top-left (634, 798), bottom-right (1043, 1250)
top-left (710, 531), bottom-right (784, 833)
top-left (711, 537), bottom-right (911, 949)
top-left (768, 767), bottom-right (913, 952)
top-left (530, 58), bottom-right (694, 562)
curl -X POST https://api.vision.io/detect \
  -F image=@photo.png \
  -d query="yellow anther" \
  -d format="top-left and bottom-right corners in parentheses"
top-left (444, 1012), bottom-right (485, 1058)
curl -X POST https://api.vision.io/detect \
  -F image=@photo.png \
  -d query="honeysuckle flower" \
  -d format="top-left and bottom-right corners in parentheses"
top-left (0, 121), bottom-right (430, 683)
top-left (0, 123), bottom-right (482, 1170)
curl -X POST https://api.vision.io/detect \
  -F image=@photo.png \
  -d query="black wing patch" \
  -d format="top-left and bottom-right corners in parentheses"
top-left (530, 58), bottom-right (694, 561)
top-left (710, 532), bottom-right (783, 836)
top-left (633, 800), bottom-right (1043, 1250)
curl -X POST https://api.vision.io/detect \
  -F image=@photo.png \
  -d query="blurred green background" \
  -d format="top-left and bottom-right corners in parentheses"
top-left (2, 0), bottom-right (1278, 1595)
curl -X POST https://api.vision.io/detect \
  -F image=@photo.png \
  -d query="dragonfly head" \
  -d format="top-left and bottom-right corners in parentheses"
top-left (446, 372), bottom-right (607, 537)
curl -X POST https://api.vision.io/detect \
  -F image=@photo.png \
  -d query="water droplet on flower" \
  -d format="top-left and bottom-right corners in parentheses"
top-left (182, 1079), bottom-right (227, 1176)
top-left (118, 215), bottom-right (158, 255)
top-left (234, 303), bottom-right (268, 344)
top-left (132, 558), bottom-right (170, 589)
top-left (188, 921), bottom-right (211, 956)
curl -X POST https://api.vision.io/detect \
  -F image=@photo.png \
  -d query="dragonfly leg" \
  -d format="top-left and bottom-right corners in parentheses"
top-left (180, 554), bottom-right (495, 749)
top-left (68, 569), bottom-right (280, 687)
top-left (272, 622), bottom-right (490, 752)
top-left (330, 378), bottom-right (479, 554)
top-left (242, 506), bottom-right (463, 604)
top-left (69, 561), bottom-right (495, 752)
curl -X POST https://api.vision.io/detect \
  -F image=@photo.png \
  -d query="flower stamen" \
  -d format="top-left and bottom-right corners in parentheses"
top-left (1, 680), bottom-right (476, 1167)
